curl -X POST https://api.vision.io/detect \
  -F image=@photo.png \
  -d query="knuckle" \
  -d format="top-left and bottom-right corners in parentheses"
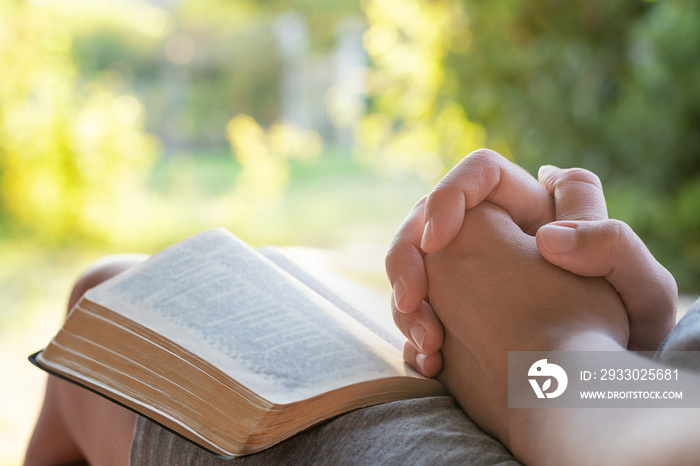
top-left (407, 195), bottom-right (428, 215)
top-left (439, 148), bottom-right (503, 200)
top-left (402, 340), bottom-right (417, 361)
top-left (392, 304), bottom-right (404, 326)
top-left (600, 219), bottom-right (645, 269)
top-left (385, 199), bottom-right (427, 268)
top-left (607, 218), bottom-right (633, 239)
top-left (385, 238), bottom-right (401, 260)
top-left (555, 167), bottom-right (603, 190)
top-left (385, 242), bottom-right (410, 272)
top-left (663, 268), bottom-right (679, 296)
top-left (415, 194), bottom-right (429, 209)
top-left (603, 219), bottom-right (634, 251)
top-left (404, 196), bottom-right (428, 224)
top-left (660, 268), bottom-right (679, 304)
top-left (467, 147), bottom-right (502, 164)
top-left (427, 181), bottom-right (451, 200)
top-left (425, 182), bottom-right (458, 214)
top-left (392, 302), bottom-right (415, 336)
top-left (384, 246), bottom-right (396, 271)
top-left (464, 148), bottom-right (506, 175)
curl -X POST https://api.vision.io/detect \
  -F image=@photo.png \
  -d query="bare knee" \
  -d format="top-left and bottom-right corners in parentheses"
top-left (25, 253), bottom-right (147, 466)
top-left (55, 377), bottom-right (137, 466)
top-left (26, 374), bottom-right (136, 466)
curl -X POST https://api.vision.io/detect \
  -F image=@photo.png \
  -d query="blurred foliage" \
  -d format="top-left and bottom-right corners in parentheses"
top-left (69, 0), bottom-right (362, 151)
top-left (358, 0), bottom-right (486, 181)
top-left (362, 0), bottom-right (700, 291)
top-left (1, 0), bottom-right (699, 291)
top-left (222, 114), bottom-right (322, 220)
top-left (0, 0), bottom-right (158, 245)
top-left (70, 0), bottom-right (282, 151)
top-left (0, 0), bottom-right (359, 251)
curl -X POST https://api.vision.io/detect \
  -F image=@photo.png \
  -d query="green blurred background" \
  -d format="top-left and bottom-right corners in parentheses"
top-left (1, 0), bottom-right (699, 463)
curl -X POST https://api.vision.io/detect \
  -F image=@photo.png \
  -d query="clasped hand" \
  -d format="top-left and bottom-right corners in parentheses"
top-left (386, 149), bottom-right (678, 377)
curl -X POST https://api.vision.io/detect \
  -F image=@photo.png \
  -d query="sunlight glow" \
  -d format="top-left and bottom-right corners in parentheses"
top-left (165, 34), bottom-right (196, 65)
top-left (112, 95), bottom-right (142, 126)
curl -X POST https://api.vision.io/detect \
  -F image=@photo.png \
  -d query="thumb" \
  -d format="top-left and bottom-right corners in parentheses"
top-left (536, 220), bottom-right (678, 351)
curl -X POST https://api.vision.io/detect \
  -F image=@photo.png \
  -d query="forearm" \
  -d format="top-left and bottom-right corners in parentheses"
top-left (438, 318), bottom-right (700, 465)
top-left (436, 328), bottom-right (623, 450)
top-left (512, 392), bottom-right (700, 466)
top-left (507, 333), bottom-right (700, 465)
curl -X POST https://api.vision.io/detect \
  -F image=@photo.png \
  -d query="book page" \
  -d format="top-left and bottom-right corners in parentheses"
top-left (258, 247), bottom-right (403, 351)
top-left (87, 229), bottom-right (419, 404)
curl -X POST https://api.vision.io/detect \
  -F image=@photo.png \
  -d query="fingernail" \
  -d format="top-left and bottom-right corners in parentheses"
top-left (539, 224), bottom-right (576, 254)
top-left (393, 280), bottom-right (406, 310)
top-left (410, 325), bottom-right (427, 352)
top-left (415, 352), bottom-right (427, 373)
top-left (420, 220), bottom-right (433, 250)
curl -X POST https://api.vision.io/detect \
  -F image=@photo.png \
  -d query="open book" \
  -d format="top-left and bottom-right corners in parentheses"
top-left (32, 229), bottom-right (446, 457)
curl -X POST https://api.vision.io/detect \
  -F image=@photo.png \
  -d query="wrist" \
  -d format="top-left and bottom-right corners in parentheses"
top-left (505, 329), bottom-right (625, 461)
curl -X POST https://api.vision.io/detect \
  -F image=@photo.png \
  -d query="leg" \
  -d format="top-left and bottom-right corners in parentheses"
top-left (24, 254), bottom-right (147, 466)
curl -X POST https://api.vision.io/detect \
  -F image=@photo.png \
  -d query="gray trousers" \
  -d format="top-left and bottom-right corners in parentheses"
top-left (130, 299), bottom-right (700, 465)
